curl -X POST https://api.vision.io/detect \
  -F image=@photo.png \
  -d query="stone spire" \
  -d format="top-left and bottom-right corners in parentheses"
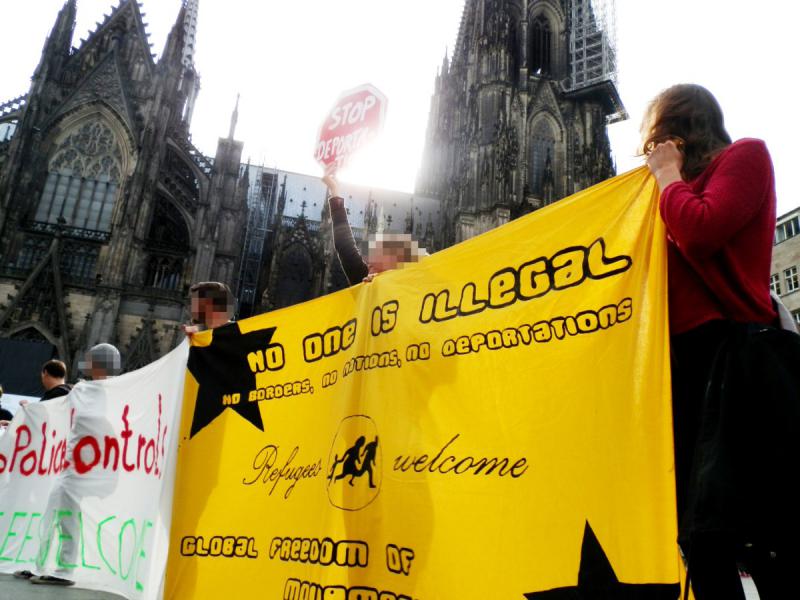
top-left (161, 4), bottom-right (187, 68)
top-left (34, 0), bottom-right (76, 81)
top-left (55, 0), bottom-right (77, 41)
top-left (229, 93), bottom-right (240, 140)
top-left (181, 0), bottom-right (199, 70)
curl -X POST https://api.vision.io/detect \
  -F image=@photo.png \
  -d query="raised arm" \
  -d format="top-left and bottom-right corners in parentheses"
top-left (323, 170), bottom-right (369, 285)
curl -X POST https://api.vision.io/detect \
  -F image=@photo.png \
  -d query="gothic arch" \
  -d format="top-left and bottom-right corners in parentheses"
top-left (34, 107), bottom-right (137, 233)
top-left (527, 0), bottom-right (565, 25)
top-left (7, 322), bottom-right (59, 349)
top-left (146, 197), bottom-right (191, 247)
top-left (143, 197), bottom-right (192, 291)
top-left (48, 103), bottom-right (137, 174)
top-left (528, 2), bottom-right (565, 77)
top-left (528, 110), bottom-right (564, 143)
top-left (529, 16), bottom-right (553, 75)
top-left (165, 139), bottom-right (207, 197)
top-left (527, 112), bottom-right (565, 202)
top-left (153, 185), bottom-right (197, 247)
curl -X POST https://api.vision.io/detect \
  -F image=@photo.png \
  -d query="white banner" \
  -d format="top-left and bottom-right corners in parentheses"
top-left (0, 342), bottom-right (188, 599)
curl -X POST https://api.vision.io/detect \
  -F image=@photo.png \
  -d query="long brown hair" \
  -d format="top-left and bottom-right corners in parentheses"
top-left (642, 84), bottom-right (732, 179)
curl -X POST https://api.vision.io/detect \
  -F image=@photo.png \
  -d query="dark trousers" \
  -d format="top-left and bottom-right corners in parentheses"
top-left (672, 320), bottom-right (795, 600)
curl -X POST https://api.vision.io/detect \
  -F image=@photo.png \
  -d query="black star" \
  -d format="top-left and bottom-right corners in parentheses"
top-left (524, 522), bottom-right (680, 599)
top-left (187, 322), bottom-right (277, 438)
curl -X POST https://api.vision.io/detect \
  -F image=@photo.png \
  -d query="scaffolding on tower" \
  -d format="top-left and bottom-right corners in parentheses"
top-left (235, 165), bottom-right (279, 318)
top-left (566, 0), bottom-right (627, 123)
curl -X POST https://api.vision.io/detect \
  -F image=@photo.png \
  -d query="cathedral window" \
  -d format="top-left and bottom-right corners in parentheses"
top-left (145, 255), bottom-right (184, 291)
top-left (35, 120), bottom-right (124, 232)
top-left (61, 241), bottom-right (100, 282)
top-left (13, 237), bottom-right (98, 283)
top-left (131, 59), bottom-right (146, 82)
top-left (14, 237), bottom-right (50, 271)
top-left (530, 119), bottom-right (557, 199)
top-left (530, 17), bottom-right (552, 75)
top-left (144, 198), bottom-right (190, 291)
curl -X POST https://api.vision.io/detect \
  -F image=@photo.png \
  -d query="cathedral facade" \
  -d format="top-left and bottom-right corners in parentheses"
top-left (0, 0), bottom-right (626, 387)
top-left (0, 0), bottom-right (248, 381)
top-left (416, 0), bottom-right (625, 247)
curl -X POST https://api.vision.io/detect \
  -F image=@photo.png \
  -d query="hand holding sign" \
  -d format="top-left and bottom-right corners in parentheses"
top-left (315, 84), bottom-right (387, 171)
top-left (322, 163), bottom-right (339, 198)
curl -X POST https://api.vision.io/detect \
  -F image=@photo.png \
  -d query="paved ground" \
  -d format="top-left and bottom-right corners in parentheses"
top-left (0, 575), bottom-right (125, 600)
top-left (0, 573), bottom-right (761, 599)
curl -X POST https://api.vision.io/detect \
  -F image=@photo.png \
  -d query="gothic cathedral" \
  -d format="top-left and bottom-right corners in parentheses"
top-left (0, 0), bottom-right (248, 376)
top-left (416, 0), bottom-right (625, 247)
top-left (0, 0), bottom-right (625, 382)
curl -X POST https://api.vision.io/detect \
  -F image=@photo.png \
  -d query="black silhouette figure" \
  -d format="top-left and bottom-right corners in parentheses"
top-left (357, 436), bottom-right (379, 488)
top-left (328, 435), bottom-right (379, 487)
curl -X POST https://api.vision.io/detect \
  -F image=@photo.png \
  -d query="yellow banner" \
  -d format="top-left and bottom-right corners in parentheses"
top-left (166, 167), bottom-right (681, 599)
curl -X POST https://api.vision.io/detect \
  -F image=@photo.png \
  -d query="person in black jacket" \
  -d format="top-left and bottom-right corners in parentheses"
top-left (323, 168), bottom-right (425, 285)
top-left (40, 359), bottom-right (71, 401)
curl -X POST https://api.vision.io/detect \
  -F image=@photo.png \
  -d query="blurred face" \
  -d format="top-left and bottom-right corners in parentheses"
top-left (191, 294), bottom-right (231, 328)
top-left (191, 296), bottom-right (211, 325)
top-left (367, 243), bottom-right (400, 273)
top-left (80, 351), bottom-right (121, 381)
top-left (82, 353), bottom-right (109, 381)
top-left (367, 235), bottom-right (421, 274)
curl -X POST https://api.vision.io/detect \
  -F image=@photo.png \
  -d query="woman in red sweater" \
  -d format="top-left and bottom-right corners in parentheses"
top-left (645, 84), bottom-right (782, 599)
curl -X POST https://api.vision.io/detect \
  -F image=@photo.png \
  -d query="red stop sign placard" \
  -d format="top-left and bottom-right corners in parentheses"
top-left (315, 84), bottom-right (387, 170)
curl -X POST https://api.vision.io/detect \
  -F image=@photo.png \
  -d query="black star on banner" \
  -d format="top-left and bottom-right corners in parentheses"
top-left (187, 322), bottom-right (277, 438)
top-left (524, 522), bottom-right (680, 599)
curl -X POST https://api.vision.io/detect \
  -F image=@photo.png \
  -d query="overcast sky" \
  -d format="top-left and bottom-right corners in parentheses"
top-left (2, 0), bottom-right (798, 213)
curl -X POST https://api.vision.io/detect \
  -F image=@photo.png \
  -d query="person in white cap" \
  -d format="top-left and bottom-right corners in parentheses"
top-left (80, 343), bottom-right (122, 380)
top-left (15, 343), bottom-right (122, 586)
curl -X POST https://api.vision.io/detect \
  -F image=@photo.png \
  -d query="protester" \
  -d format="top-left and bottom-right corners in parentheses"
top-left (323, 167), bottom-right (426, 285)
top-left (78, 343), bottom-right (122, 381)
top-left (0, 384), bottom-right (13, 425)
top-left (39, 359), bottom-right (71, 400)
top-left (183, 281), bottom-right (235, 335)
top-left (645, 83), bottom-right (788, 599)
top-left (14, 343), bottom-right (122, 586)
